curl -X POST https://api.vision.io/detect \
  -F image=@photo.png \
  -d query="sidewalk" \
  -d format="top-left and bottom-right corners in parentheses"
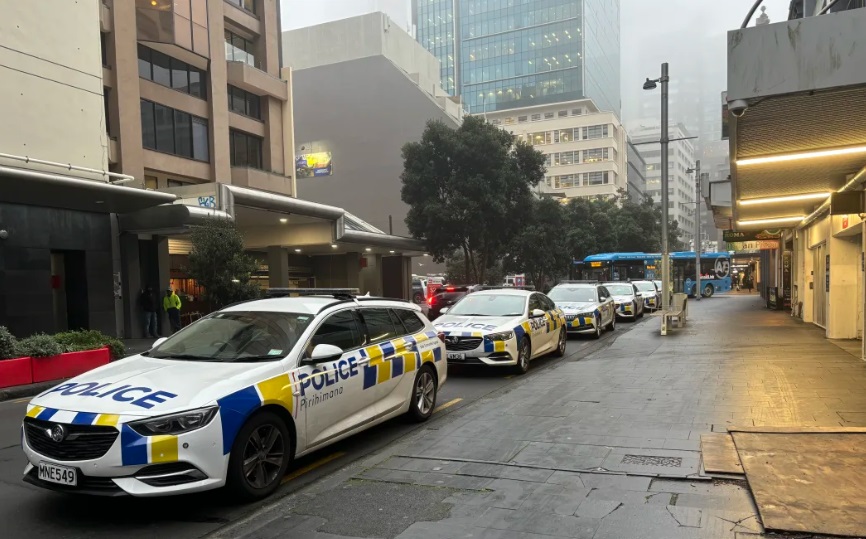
top-left (214, 295), bottom-right (866, 539)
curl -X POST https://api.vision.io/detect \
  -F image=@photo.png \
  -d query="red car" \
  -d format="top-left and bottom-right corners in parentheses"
top-left (427, 285), bottom-right (480, 321)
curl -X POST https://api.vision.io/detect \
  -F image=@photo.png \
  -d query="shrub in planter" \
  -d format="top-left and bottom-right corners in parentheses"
top-left (0, 326), bottom-right (19, 359)
top-left (54, 330), bottom-right (126, 360)
top-left (16, 333), bottom-right (64, 358)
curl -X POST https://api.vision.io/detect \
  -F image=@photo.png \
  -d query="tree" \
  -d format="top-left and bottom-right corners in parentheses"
top-left (445, 251), bottom-right (504, 285)
top-left (187, 217), bottom-right (260, 311)
top-left (401, 116), bottom-right (546, 284)
top-left (503, 197), bottom-right (571, 290)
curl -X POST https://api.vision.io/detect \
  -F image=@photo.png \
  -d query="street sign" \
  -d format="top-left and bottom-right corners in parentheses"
top-left (723, 229), bottom-right (781, 242)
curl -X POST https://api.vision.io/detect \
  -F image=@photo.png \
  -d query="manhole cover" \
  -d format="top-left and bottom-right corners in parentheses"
top-left (622, 454), bottom-right (683, 467)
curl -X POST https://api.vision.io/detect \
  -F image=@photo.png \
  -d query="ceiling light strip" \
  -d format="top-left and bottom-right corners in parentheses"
top-left (737, 216), bottom-right (805, 226)
top-left (737, 145), bottom-right (866, 166)
top-left (739, 192), bottom-right (831, 206)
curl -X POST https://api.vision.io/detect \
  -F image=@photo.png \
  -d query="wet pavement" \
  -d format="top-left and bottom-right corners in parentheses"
top-left (213, 294), bottom-right (866, 539)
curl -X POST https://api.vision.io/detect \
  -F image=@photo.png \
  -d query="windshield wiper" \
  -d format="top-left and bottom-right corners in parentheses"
top-left (233, 355), bottom-right (282, 362)
top-left (152, 354), bottom-right (218, 361)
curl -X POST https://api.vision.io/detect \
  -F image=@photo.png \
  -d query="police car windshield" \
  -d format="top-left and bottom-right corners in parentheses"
top-left (548, 287), bottom-right (596, 303)
top-left (147, 312), bottom-right (313, 362)
top-left (634, 282), bottom-right (656, 292)
top-left (605, 284), bottom-right (634, 296)
top-left (447, 294), bottom-right (526, 317)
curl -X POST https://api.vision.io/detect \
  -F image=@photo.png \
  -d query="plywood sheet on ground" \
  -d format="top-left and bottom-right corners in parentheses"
top-left (731, 432), bottom-right (866, 537)
top-left (700, 433), bottom-right (743, 474)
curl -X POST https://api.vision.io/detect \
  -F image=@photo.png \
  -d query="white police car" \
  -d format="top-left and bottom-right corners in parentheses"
top-left (432, 288), bottom-right (566, 374)
top-left (603, 282), bottom-right (645, 320)
top-left (632, 280), bottom-right (660, 311)
top-left (548, 282), bottom-right (616, 339)
top-left (21, 291), bottom-right (446, 499)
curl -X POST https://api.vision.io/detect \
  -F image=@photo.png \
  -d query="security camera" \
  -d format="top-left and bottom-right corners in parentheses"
top-left (728, 99), bottom-right (748, 118)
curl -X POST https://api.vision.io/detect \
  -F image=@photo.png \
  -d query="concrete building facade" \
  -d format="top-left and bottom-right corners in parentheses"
top-left (0, 1), bottom-right (425, 340)
top-left (630, 123), bottom-right (696, 247)
top-left (483, 99), bottom-right (626, 201)
top-left (282, 13), bottom-right (463, 239)
top-left (412, 0), bottom-right (621, 116)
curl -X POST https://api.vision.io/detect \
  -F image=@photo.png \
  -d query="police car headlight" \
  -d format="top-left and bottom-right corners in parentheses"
top-left (486, 331), bottom-right (514, 341)
top-left (128, 406), bottom-right (218, 436)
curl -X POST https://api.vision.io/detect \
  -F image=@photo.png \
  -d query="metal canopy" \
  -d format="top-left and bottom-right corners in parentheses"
top-left (0, 165), bottom-right (176, 214)
top-left (118, 204), bottom-right (232, 235)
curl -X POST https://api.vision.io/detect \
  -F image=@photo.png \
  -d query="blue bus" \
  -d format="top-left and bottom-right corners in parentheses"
top-left (575, 251), bottom-right (732, 297)
top-left (670, 251), bottom-right (732, 297)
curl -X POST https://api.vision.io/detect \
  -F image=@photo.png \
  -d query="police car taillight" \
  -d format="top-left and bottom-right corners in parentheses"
top-left (437, 332), bottom-right (446, 343)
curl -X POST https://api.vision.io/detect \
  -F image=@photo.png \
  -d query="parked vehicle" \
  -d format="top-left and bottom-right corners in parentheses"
top-left (603, 282), bottom-right (645, 320)
top-left (548, 282), bottom-right (616, 339)
top-left (427, 285), bottom-right (481, 321)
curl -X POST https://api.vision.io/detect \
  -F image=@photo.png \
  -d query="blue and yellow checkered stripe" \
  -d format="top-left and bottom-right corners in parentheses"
top-left (362, 330), bottom-right (441, 390)
top-left (567, 308), bottom-right (601, 328)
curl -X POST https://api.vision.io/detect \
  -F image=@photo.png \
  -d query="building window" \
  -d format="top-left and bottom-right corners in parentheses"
top-left (138, 45), bottom-right (206, 98)
top-left (503, 117), bottom-right (515, 125)
top-left (559, 129), bottom-right (574, 143)
top-left (225, 30), bottom-right (256, 67)
top-left (586, 171), bottom-right (609, 185)
top-left (167, 179), bottom-right (191, 188)
top-left (103, 88), bottom-right (110, 133)
top-left (560, 174), bottom-right (579, 188)
top-left (144, 175), bottom-right (158, 189)
top-left (583, 148), bottom-right (609, 163)
top-left (544, 112), bottom-right (554, 119)
top-left (582, 125), bottom-right (609, 140)
top-left (517, 115), bottom-right (527, 123)
top-left (560, 151), bottom-right (575, 166)
top-left (528, 132), bottom-right (546, 145)
top-left (558, 110), bottom-right (568, 117)
top-left (490, 119), bottom-right (501, 125)
top-left (227, 85), bottom-right (261, 119)
top-left (100, 33), bottom-right (108, 66)
top-left (140, 99), bottom-right (209, 161)
top-left (229, 129), bottom-right (263, 169)
top-left (225, 0), bottom-right (256, 14)
top-left (531, 113), bottom-right (541, 121)
top-left (571, 108), bottom-right (582, 115)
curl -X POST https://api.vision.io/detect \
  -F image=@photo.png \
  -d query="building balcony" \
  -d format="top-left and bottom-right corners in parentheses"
top-left (223, 0), bottom-right (262, 35)
top-left (226, 60), bottom-right (288, 101)
top-left (135, 0), bottom-right (209, 61)
top-left (231, 166), bottom-right (293, 196)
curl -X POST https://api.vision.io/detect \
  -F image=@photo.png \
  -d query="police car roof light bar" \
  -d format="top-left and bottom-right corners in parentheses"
top-left (266, 288), bottom-right (360, 299)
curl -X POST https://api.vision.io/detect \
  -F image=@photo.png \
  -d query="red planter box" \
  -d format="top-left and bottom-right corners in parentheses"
top-left (0, 357), bottom-right (33, 389)
top-left (31, 348), bottom-right (110, 384)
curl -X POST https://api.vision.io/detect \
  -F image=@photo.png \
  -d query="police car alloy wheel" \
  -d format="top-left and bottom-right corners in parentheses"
top-left (553, 328), bottom-right (567, 357)
top-left (608, 313), bottom-right (616, 331)
top-left (515, 337), bottom-right (531, 374)
top-left (408, 366), bottom-right (437, 422)
top-left (593, 316), bottom-right (602, 339)
top-left (226, 410), bottom-right (292, 500)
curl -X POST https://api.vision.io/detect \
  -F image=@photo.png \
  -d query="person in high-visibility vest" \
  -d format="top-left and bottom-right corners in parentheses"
top-left (163, 288), bottom-right (183, 333)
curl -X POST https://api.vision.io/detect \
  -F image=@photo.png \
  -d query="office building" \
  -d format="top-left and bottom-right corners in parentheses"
top-left (282, 12), bottom-right (463, 239)
top-left (485, 99), bottom-right (626, 201)
top-left (630, 123), bottom-right (696, 246)
top-left (1, 1), bottom-right (425, 339)
top-left (412, 0), bottom-right (621, 115)
top-left (626, 138), bottom-right (647, 202)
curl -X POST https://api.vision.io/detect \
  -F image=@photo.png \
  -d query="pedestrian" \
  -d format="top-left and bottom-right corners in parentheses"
top-left (139, 286), bottom-right (159, 338)
top-left (747, 277), bottom-right (753, 294)
top-left (164, 288), bottom-right (182, 333)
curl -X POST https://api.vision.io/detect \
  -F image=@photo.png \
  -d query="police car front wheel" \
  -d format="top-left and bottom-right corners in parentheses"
top-left (227, 410), bottom-right (293, 500)
top-left (514, 337), bottom-right (531, 374)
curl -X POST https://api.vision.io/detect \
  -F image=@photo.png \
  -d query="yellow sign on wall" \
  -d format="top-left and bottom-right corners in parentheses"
top-left (296, 152), bottom-right (333, 178)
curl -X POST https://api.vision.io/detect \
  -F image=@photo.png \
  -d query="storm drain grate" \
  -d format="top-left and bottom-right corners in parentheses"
top-left (622, 454), bottom-right (683, 467)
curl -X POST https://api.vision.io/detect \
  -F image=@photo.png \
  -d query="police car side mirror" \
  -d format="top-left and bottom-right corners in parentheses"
top-left (308, 344), bottom-right (343, 363)
top-left (439, 307), bottom-right (449, 315)
top-left (530, 309), bottom-right (545, 318)
top-left (151, 337), bottom-right (168, 348)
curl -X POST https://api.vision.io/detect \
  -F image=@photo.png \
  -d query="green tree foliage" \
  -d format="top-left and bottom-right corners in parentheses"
top-left (401, 116), bottom-right (546, 284)
top-left (445, 251), bottom-right (505, 285)
top-left (503, 197), bottom-right (571, 290)
top-left (187, 218), bottom-right (260, 311)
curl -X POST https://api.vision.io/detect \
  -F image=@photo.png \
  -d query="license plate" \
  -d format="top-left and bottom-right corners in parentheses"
top-left (447, 353), bottom-right (466, 361)
top-left (38, 462), bottom-right (77, 486)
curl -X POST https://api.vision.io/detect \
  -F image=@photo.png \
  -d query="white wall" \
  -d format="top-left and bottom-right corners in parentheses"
top-left (0, 0), bottom-right (107, 172)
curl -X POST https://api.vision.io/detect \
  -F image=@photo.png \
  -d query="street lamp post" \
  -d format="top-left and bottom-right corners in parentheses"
top-left (644, 63), bottom-right (671, 311)
top-left (687, 161), bottom-right (702, 301)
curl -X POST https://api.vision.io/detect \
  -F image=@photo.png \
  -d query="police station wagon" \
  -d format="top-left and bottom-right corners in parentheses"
top-left (21, 291), bottom-right (446, 499)
top-left (432, 288), bottom-right (566, 374)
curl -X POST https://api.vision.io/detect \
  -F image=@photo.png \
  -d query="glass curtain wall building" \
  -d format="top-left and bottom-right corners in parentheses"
top-left (412, 0), bottom-right (620, 115)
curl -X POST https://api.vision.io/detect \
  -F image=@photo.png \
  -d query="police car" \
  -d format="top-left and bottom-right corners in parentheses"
top-left (548, 282), bottom-right (616, 339)
top-left (632, 280), bottom-right (661, 311)
top-left (603, 282), bottom-right (645, 320)
top-left (20, 290), bottom-right (446, 499)
top-left (432, 288), bottom-right (566, 374)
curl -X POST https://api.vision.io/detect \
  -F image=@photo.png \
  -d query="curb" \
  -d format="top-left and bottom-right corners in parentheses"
top-left (0, 380), bottom-right (65, 402)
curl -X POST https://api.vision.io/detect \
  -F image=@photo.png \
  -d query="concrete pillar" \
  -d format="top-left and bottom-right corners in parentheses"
top-left (827, 234), bottom-right (859, 339)
top-left (156, 236), bottom-right (170, 335)
top-left (206, 0), bottom-right (231, 183)
top-left (268, 246), bottom-right (289, 288)
top-left (119, 233), bottom-right (142, 338)
top-left (111, 0), bottom-right (145, 184)
top-left (345, 252), bottom-right (360, 290)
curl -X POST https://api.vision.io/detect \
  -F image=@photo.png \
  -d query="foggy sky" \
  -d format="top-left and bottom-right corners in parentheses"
top-left (280, 0), bottom-right (787, 126)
